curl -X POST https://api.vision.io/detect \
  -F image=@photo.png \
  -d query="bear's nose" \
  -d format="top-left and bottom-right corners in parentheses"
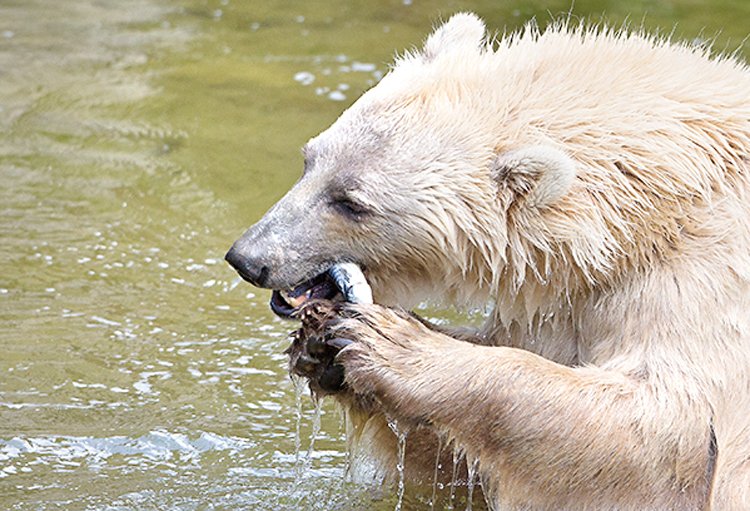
top-left (225, 247), bottom-right (270, 288)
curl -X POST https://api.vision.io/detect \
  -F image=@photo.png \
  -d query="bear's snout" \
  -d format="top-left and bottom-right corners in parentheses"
top-left (225, 245), bottom-right (270, 287)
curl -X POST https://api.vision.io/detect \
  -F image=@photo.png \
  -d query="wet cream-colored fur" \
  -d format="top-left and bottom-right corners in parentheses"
top-left (294, 13), bottom-right (750, 511)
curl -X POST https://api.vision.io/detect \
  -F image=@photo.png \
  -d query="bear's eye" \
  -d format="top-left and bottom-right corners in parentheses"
top-left (330, 196), bottom-right (369, 219)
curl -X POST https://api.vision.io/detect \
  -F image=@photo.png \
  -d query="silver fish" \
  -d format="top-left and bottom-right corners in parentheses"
top-left (328, 263), bottom-right (373, 304)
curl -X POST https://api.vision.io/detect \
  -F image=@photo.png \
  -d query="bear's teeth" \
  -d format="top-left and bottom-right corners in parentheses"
top-left (282, 291), bottom-right (307, 308)
top-left (328, 263), bottom-right (372, 304)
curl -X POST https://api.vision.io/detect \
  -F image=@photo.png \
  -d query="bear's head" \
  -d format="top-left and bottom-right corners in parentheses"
top-left (226, 13), bottom-right (580, 312)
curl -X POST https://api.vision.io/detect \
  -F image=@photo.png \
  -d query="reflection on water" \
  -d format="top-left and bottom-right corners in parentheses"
top-left (0, 430), bottom-right (256, 475)
top-left (0, 0), bottom-right (747, 509)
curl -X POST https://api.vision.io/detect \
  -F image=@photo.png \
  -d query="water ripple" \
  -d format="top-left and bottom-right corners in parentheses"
top-left (0, 429), bottom-right (256, 474)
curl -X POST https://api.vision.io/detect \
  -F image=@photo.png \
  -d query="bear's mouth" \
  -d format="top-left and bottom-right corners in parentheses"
top-left (270, 272), bottom-right (342, 318)
top-left (270, 263), bottom-right (373, 319)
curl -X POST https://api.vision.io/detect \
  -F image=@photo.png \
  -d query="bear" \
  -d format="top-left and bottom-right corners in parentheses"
top-left (225, 13), bottom-right (750, 511)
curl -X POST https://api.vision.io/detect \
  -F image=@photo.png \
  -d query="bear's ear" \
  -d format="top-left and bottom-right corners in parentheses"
top-left (423, 12), bottom-right (486, 60)
top-left (491, 146), bottom-right (577, 208)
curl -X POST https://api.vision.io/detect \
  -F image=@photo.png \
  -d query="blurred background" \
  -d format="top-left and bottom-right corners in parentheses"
top-left (0, 1), bottom-right (747, 509)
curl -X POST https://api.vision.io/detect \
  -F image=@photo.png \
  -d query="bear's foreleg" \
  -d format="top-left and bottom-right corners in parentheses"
top-left (324, 303), bottom-right (716, 511)
top-left (287, 301), bottom-right (467, 486)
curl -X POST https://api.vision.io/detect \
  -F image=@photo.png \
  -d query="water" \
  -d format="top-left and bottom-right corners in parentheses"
top-left (430, 434), bottom-right (444, 511)
top-left (466, 456), bottom-right (480, 511)
top-left (387, 419), bottom-right (408, 511)
top-left (303, 399), bottom-right (324, 470)
top-left (448, 445), bottom-right (464, 510)
top-left (292, 376), bottom-right (304, 474)
top-left (1, 0), bottom-right (747, 510)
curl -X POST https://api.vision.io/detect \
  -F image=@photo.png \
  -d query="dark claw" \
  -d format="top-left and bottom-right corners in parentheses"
top-left (318, 363), bottom-right (346, 392)
top-left (283, 330), bottom-right (303, 355)
top-left (307, 336), bottom-right (329, 357)
top-left (326, 337), bottom-right (354, 350)
top-left (285, 302), bottom-right (354, 395)
top-left (294, 354), bottom-right (320, 377)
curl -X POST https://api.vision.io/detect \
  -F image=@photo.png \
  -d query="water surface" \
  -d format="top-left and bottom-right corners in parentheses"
top-left (1, 1), bottom-right (748, 509)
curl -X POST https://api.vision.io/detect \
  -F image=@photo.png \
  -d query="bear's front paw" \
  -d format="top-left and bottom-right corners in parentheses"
top-left (286, 300), bottom-right (405, 398)
top-left (288, 300), bottom-right (450, 424)
top-left (314, 302), bottom-right (438, 409)
top-left (285, 300), bottom-right (354, 395)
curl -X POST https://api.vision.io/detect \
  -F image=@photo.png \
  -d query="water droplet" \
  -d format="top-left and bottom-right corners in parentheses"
top-left (430, 434), bottom-right (444, 511)
top-left (327, 90), bottom-right (346, 101)
top-left (351, 61), bottom-right (376, 72)
top-left (292, 375), bottom-right (304, 476)
top-left (302, 398), bottom-right (323, 470)
top-left (293, 71), bottom-right (315, 86)
top-left (387, 418), bottom-right (408, 511)
top-left (449, 445), bottom-right (464, 509)
top-left (466, 455), bottom-right (480, 511)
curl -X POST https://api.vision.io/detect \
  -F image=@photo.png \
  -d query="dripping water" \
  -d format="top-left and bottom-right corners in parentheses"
top-left (430, 434), bottom-right (444, 511)
top-left (387, 418), bottom-right (408, 511)
top-left (304, 397), bottom-right (324, 467)
top-left (481, 472), bottom-right (499, 511)
top-left (292, 375), bottom-right (305, 478)
top-left (342, 407), bottom-right (354, 483)
top-left (448, 444), bottom-right (464, 510)
top-left (465, 456), bottom-right (480, 511)
top-left (292, 397), bottom-right (324, 508)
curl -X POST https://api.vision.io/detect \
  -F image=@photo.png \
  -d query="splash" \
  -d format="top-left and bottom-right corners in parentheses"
top-left (342, 408), bottom-right (354, 483)
top-left (292, 375), bottom-right (305, 477)
top-left (448, 444), bottom-right (464, 510)
top-left (466, 455), bottom-right (480, 511)
top-left (291, 396), bottom-right (325, 509)
top-left (304, 398), bottom-right (324, 468)
top-left (387, 418), bottom-right (408, 511)
top-left (430, 434), bottom-right (444, 511)
top-left (481, 472), bottom-right (500, 511)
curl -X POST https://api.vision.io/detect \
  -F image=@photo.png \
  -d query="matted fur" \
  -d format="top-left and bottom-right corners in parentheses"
top-left (364, 14), bottom-right (750, 312)
top-left (235, 12), bottom-right (750, 511)
top-left (317, 14), bottom-right (750, 510)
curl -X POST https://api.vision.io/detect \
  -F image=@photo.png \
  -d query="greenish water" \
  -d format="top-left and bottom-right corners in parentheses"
top-left (0, 1), bottom-right (747, 509)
